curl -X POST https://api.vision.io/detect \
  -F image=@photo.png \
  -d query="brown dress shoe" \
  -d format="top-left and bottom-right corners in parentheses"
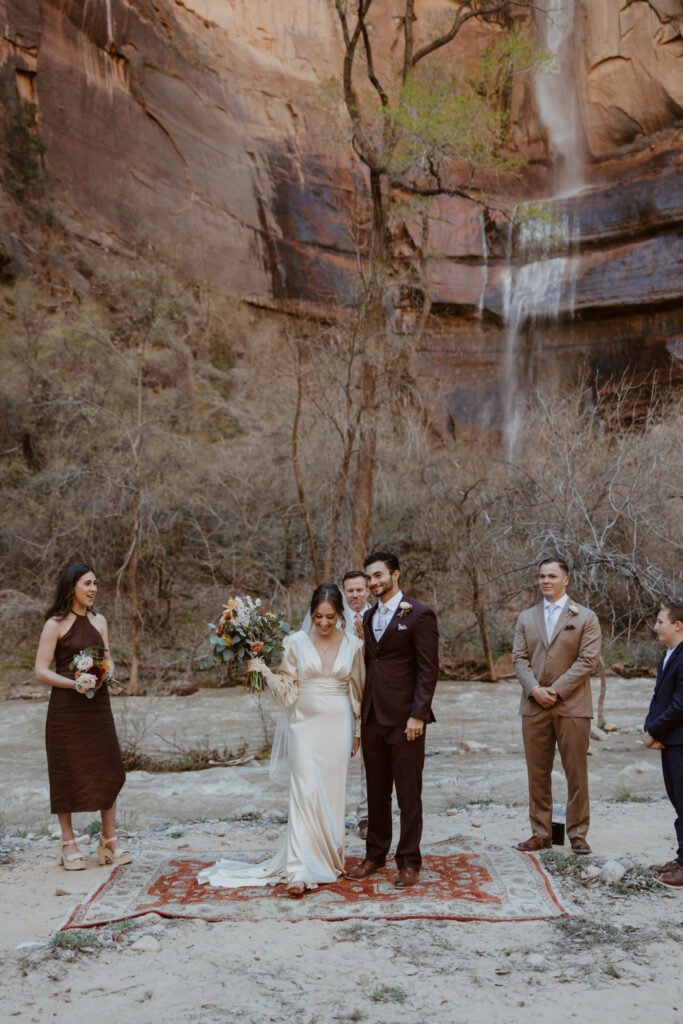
top-left (345, 858), bottom-right (385, 880)
top-left (516, 836), bottom-right (552, 852)
top-left (570, 838), bottom-right (592, 855)
top-left (659, 863), bottom-right (683, 887)
top-left (394, 867), bottom-right (419, 888)
top-left (649, 858), bottom-right (679, 874)
top-left (358, 819), bottom-right (368, 840)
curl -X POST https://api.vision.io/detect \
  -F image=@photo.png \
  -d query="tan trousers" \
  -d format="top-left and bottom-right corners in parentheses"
top-left (521, 712), bottom-right (591, 841)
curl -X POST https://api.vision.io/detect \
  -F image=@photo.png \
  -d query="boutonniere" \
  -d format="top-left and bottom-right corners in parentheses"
top-left (397, 601), bottom-right (413, 618)
top-left (568, 603), bottom-right (579, 616)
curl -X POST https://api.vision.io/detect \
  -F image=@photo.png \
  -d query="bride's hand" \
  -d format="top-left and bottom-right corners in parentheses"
top-left (351, 737), bottom-right (360, 757)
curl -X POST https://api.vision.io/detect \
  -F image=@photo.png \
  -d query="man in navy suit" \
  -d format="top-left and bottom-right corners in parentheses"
top-left (644, 600), bottom-right (683, 887)
top-left (345, 551), bottom-right (439, 889)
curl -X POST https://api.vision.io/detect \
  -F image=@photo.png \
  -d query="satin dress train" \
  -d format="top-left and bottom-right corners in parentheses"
top-left (198, 630), bottom-right (364, 889)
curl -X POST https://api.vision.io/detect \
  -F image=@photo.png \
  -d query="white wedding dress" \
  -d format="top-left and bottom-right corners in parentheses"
top-left (198, 629), bottom-right (365, 889)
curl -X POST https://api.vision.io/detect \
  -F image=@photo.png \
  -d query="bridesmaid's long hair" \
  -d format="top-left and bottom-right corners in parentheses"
top-left (44, 563), bottom-right (96, 621)
top-left (309, 582), bottom-right (345, 629)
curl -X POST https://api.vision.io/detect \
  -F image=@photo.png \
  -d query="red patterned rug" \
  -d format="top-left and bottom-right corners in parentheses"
top-left (61, 836), bottom-right (566, 928)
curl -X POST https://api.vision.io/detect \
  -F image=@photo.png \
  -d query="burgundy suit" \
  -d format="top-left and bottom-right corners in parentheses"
top-left (361, 597), bottom-right (439, 870)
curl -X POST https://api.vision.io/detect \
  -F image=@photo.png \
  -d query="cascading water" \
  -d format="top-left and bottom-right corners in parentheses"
top-left (478, 210), bottom-right (489, 313)
top-left (535, 0), bottom-right (584, 197)
top-left (502, 216), bottom-right (578, 458)
top-left (501, 0), bottom-right (583, 457)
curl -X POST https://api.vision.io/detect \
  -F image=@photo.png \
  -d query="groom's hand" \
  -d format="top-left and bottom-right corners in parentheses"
top-left (531, 686), bottom-right (558, 709)
top-left (405, 717), bottom-right (424, 742)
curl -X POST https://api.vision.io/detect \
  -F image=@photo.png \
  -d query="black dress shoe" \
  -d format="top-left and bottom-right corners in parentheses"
top-left (345, 858), bottom-right (385, 880)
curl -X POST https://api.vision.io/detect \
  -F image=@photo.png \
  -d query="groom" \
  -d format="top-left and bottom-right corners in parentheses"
top-left (346, 551), bottom-right (439, 888)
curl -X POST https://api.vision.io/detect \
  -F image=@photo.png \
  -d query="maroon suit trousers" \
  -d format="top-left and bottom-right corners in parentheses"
top-left (361, 708), bottom-right (425, 870)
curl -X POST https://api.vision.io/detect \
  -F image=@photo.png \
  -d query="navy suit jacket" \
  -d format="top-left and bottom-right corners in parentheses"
top-left (644, 643), bottom-right (683, 746)
top-left (362, 596), bottom-right (439, 727)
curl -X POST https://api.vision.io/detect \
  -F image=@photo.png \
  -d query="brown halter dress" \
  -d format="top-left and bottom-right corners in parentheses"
top-left (45, 612), bottom-right (126, 814)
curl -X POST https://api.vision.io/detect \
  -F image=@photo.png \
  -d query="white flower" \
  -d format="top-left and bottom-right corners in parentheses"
top-left (76, 673), bottom-right (97, 693)
top-left (568, 602), bottom-right (579, 615)
top-left (76, 654), bottom-right (94, 671)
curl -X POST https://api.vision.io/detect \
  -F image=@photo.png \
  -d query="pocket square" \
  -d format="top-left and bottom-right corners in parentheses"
top-left (397, 623), bottom-right (408, 631)
top-left (563, 624), bottom-right (576, 630)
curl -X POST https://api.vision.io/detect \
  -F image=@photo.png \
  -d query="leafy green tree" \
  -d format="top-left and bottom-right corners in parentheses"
top-left (331, 0), bottom-right (547, 563)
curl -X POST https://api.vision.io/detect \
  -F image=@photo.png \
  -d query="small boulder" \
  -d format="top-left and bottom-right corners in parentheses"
top-left (600, 860), bottom-right (626, 884)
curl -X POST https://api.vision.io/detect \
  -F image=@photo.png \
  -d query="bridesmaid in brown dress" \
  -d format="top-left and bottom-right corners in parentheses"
top-left (34, 563), bottom-right (130, 870)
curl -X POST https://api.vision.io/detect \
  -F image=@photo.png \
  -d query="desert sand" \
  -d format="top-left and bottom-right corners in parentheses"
top-left (1, 676), bottom-right (682, 1024)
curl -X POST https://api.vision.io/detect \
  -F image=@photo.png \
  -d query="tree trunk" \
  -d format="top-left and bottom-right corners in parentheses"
top-left (128, 526), bottom-right (140, 695)
top-left (324, 421), bottom-right (357, 579)
top-left (127, 435), bottom-right (142, 696)
top-left (470, 565), bottom-right (497, 682)
top-left (291, 343), bottom-right (321, 583)
top-left (349, 168), bottom-right (387, 566)
top-left (597, 656), bottom-right (607, 728)
top-left (349, 359), bottom-right (377, 567)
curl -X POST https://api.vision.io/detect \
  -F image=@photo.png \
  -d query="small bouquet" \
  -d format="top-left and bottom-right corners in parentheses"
top-left (209, 595), bottom-right (290, 691)
top-left (71, 647), bottom-right (112, 699)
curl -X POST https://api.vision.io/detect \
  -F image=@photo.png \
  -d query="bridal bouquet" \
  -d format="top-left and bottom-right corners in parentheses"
top-left (71, 647), bottom-right (112, 699)
top-left (210, 596), bottom-right (290, 691)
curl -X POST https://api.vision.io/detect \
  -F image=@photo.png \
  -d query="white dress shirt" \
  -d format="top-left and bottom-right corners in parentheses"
top-left (543, 593), bottom-right (569, 642)
top-left (373, 590), bottom-right (403, 642)
top-left (662, 642), bottom-right (681, 670)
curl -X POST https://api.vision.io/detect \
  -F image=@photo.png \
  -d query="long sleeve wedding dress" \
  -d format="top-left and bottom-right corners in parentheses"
top-left (198, 629), bottom-right (364, 890)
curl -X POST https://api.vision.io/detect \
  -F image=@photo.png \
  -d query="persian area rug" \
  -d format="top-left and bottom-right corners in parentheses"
top-left (61, 836), bottom-right (566, 928)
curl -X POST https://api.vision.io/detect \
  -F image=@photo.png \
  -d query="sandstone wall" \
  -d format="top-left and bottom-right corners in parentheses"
top-left (579, 0), bottom-right (683, 157)
top-left (0, 0), bottom-right (681, 424)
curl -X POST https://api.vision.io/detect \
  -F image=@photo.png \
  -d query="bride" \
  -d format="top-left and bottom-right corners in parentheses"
top-left (198, 582), bottom-right (365, 898)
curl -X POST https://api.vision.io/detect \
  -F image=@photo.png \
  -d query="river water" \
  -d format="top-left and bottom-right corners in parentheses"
top-left (0, 677), bottom-right (661, 829)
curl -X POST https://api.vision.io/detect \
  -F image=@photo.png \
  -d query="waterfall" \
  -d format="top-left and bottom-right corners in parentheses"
top-left (500, 0), bottom-right (583, 456)
top-left (502, 216), bottom-right (578, 458)
top-left (534, 0), bottom-right (583, 196)
top-left (478, 210), bottom-right (488, 314)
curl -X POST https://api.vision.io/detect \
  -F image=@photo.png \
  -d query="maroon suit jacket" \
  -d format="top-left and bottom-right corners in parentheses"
top-left (362, 596), bottom-right (439, 727)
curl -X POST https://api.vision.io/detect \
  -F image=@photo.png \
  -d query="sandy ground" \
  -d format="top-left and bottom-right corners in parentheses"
top-left (1, 677), bottom-right (682, 1024)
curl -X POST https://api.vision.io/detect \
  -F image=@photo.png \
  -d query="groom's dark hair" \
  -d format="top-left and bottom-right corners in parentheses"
top-left (364, 551), bottom-right (400, 575)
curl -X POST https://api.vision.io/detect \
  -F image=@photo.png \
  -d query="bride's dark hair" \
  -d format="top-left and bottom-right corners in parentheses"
top-left (310, 582), bottom-right (345, 629)
top-left (44, 563), bottom-right (96, 621)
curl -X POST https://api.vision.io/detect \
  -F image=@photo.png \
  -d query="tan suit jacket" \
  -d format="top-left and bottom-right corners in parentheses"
top-left (512, 599), bottom-right (601, 718)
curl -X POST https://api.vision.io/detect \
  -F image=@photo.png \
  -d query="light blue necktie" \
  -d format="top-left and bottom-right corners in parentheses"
top-left (375, 603), bottom-right (387, 641)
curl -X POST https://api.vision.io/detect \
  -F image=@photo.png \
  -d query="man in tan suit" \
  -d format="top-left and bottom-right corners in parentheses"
top-left (512, 558), bottom-right (602, 855)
